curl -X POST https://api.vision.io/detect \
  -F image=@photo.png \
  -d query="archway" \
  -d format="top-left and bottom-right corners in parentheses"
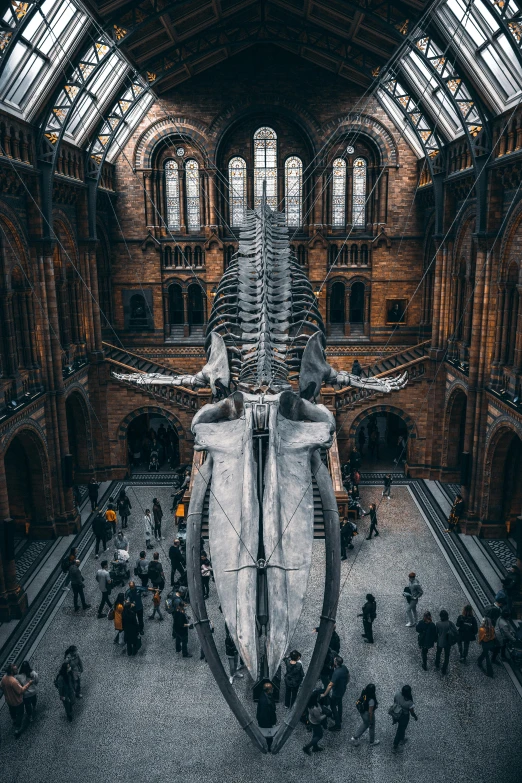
top-left (330, 282), bottom-right (345, 324)
top-left (353, 409), bottom-right (411, 472)
top-left (444, 389), bottom-right (467, 476)
top-left (486, 429), bottom-right (522, 526)
top-left (4, 430), bottom-right (50, 536)
top-left (126, 411), bottom-right (180, 474)
top-left (66, 392), bottom-right (92, 479)
top-left (350, 281), bottom-right (365, 323)
top-left (168, 283), bottom-right (184, 337)
top-left (188, 283), bottom-right (204, 335)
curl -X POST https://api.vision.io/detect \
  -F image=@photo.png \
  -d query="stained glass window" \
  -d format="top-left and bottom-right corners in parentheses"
top-left (332, 158), bottom-right (346, 227)
top-left (185, 159), bottom-right (200, 231)
top-left (254, 127), bottom-right (277, 209)
top-left (285, 156), bottom-right (302, 227)
top-left (229, 156), bottom-right (247, 227)
top-left (352, 158), bottom-right (367, 228)
top-left (165, 160), bottom-right (180, 232)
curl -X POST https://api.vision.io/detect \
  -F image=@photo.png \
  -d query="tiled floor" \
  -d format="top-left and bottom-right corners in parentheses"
top-left (1, 484), bottom-right (521, 783)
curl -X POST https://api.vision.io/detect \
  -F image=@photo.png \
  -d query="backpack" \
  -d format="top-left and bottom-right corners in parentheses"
top-left (61, 555), bottom-right (72, 573)
top-left (356, 692), bottom-right (367, 714)
top-left (447, 622), bottom-right (459, 646)
top-left (165, 593), bottom-right (175, 614)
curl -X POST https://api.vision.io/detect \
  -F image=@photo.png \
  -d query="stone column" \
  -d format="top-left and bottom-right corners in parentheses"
top-left (144, 170), bottom-right (154, 229)
top-left (183, 290), bottom-right (189, 337)
top-left (163, 289), bottom-right (170, 339)
top-left (491, 285), bottom-right (507, 384)
top-left (4, 293), bottom-right (20, 375)
top-left (437, 244), bottom-right (449, 348)
top-left (513, 285), bottom-right (522, 372)
top-left (344, 286), bottom-right (350, 337)
top-left (19, 289), bottom-right (32, 368)
top-left (208, 170), bottom-right (218, 231)
top-left (430, 243), bottom-right (444, 352)
top-left (85, 244), bottom-right (103, 353)
top-left (0, 458), bottom-right (28, 619)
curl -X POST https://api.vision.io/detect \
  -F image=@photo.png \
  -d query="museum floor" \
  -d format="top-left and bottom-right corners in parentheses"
top-left (2, 482), bottom-right (521, 783)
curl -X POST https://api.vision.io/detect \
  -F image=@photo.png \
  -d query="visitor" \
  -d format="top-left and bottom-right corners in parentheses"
top-left (322, 655), bottom-right (349, 731)
top-left (351, 358), bottom-right (362, 377)
top-left (149, 587), bottom-right (164, 621)
top-left (13, 661), bottom-right (37, 724)
top-left (105, 503), bottom-right (117, 538)
top-left (134, 551), bottom-right (150, 588)
top-left (435, 609), bottom-right (458, 675)
top-left (363, 504), bottom-right (379, 539)
top-left (0, 664), bottom-right (32, 736)
top-left (152, 497), bottom-right (164, 540)
top-left (358, 593), bottom-right (376, 643)
top-left (173, 601), bottom-right (192, 657)
top-left (115, 530), bottom-right (129, 552)
top-left (415, 611), bottom-right (437, 670)
top-left (477, 616), bottom-right (496, 677)
top-left (350, 447), bottom-right (362, 474)
top-left (501, 564), bottom-right (521, 611)
top-left (445, 493), bottom-right (465, 533)
top-left (350, 683), bottom-right (379, 746)
top-left (148, 552), bottom-right (166, 590)
top-left (484, 597), bottom-right (506, 626)
top-left (394, 435), bottom-right (406, 465)
top-left (122, 600), bottom-right (140, 656)
top-left (404, 572), bottom-right (423, 626)
top-left (358, 427), bottom-right (366, 456)
top-left (225, 626), bottom-right (244, 684)
top-left (201, 557), bottom-right (213, 599)
top-left (169, 538), bottom-right (186, 585)
top-left (125, 581), bottom-right (148, 635)
top-left (117, 489), bottom-right (132, 529)
top-left (92, 511), bottom-right (107, 559)
top-left (284, 650), bottom-right (305, 708)
top-left (340, 518), bottom-right (356, 559)
top-left (87, 478), bottom-right (99, 511)
top-left (368, 429), bottom-right (379, 460)
top-left (382, 473), bottom-right (392, 500)
top-left (144, 509), bottom-right (153, 550)
top-left (257, 682), bottom-right (277, 749)
top-left (55, 661), bottom-right (75, 722)
top-left (391, 684), bottom-right (418, 751)
top-left (64, 645), bottom-right (84, 698)
top-left (302, 691), bottom-right (327, 755)
top-left (113, 592), bottom-right (125, 644)
top-left (66, 558), bottom-right (90, 611)
top-left (456, 604), bottom-right (478, 662)
top-left (492, 608), bottom-right (514, 664)
top-left (96, 559), bottom-right (112, 618)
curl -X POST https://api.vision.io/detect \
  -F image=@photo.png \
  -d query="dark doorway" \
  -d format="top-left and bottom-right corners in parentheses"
top-left (127, 412), bottom-right (179, 474)
top-left (188, 284), bottom-right (204, 328)
top-left (66, 393), bottom-right (90, 479)
top-left (350, 282), bottom-right (365, 323)
top-left (4, 432), bottom-right (47, 535)
top-left (330, 282), bottom-right (345, 324)
top-left (169, 284), bottom-right (184, 325)
top-left (355, 411), bottom-right (409, 472)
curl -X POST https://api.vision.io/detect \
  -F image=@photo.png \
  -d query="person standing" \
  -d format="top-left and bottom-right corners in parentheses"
top-left (284, 650), bottom-right (305, 708)
top-left (134, 551), bottom-right (150, 588)
top-left (87, 478), bottom-right (99, 511)
top-left (493, 608), bottom-right (515, 663)
top-left (382, 474), bottom-right (392, 500)
top-left (435, 609), bottom-right (457, 675)
top-left (55, 661), bottom-right (75, 722)
top-left (64, 645), bottom-right (84, 698)
top-left (105, 503), bottom-right (117, 539)
top-left (15, 661), bottom-right (38, 723)
top-left (322, 655), bottom-right (349, 731)
top-left (445, 493), bottom-right (465, 533)
top-left (173, 601), bottom-right (192, 657)
top-left (302, 691), bottom-right (327, 755)
top-left (351, 358), bottom-right (363, 377)
top-left (96, 560), bottom-right (112, 618)
top-left (66, 559), bottom-right (91, 611)
top-left (148, 552), bottom-right (166, 590)
top-left (350, 683), bottom-right (379, 746)
top-left (404, 572), bottom-right (423, 626)
top-left (363, 504), bottom-right (379, 539)
top-left (391, 685), bottom-right (418, 751)
top-left (168, 539), bottom-right (186, 585)
top-left (257, 682), bottom-right (277, 749)
top-left (456, 604), bottom-right (478, 663)
top-left (122, 600), bottom-right (140, 656)
top-left (477, 616), bottom-right (496, 677)
top-left (125, 581), bottom-right (148, 635)
top-left (201, 557), bottom-right (213, 599)
top-left (92, 511), bottom-right (107, 559)
top-left (144, 509), bottom-right (153, 550)
top-left (152, 498), bottom-right (164, 540)
top-left (0, 664), bottom-right (32, 736)
top-left (340, 518), bottom-right (355, 560)
top-left (149, 587), bottom-right (164, 621)
top-left (117, 489), bottom-right (132, 529)
top-left (358, 593), bottom-right (377, 643)
top-left (225, 626), bottom-right (244, 684)
top-left (113, 592), bottom-right (125, 644)
top-left (416, 611), bottom-right (437, 670)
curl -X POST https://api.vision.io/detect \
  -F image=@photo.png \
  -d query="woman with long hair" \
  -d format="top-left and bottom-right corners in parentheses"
top-left (16, 660), bottom-right (39, 721)
top-left (391, 684), bottom-right (418, 750)
top-left (113, 592), bottom-right (125, 645)
top-left (55, 661), bottom-right (75, 722)
top-left (456, 604), bottom-right (478, 662)
top-left (477, 616), bottom-right (496, 677)
top-left (351, 683), bottom-right (379, 746)
top-left (302, 691), bottom-right (327, 755)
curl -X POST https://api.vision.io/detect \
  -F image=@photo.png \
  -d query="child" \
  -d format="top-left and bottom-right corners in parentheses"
top-left (382, 474), bottom-right (392, 500)
top-left (149, 588), bottom-right (164, 621)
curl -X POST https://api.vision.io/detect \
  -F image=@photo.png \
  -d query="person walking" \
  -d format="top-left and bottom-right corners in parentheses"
top-left (168, 539), bottom-right (186, 586)
top-left (152, 498), bottom-right (164, 540)
top-left (322, 655), bottom-right (349, 731)
top-left (435, 609), bottom-right (458, 675)
top-left (134, 551), bottom-right (150, 588)
top-left (302, 691), bottom-right (327, 755)
top-left (148, 552), bottom-right (166, 590)
top-left (363, 504), bottom-right (379, 539)
top-left (1, 664), bottom-right (32, 736)
top-left (144, 509), bottom-right (153, 550)
top-left (456, 604), bottom-right (478, 663)
top-left (117, 489), bottom-right (132, 529)
top-left (416, 611), bottom-right (437, 670)
top-left (284, 650), bottom-right (305, 708)
top-left (340, 518), bottom-right (356, 560)
top-left (149, 587), bottom-right (164, 621)
top-left (55, 661), bottom-right (75, 722)
top-left (92, 511), bottom-right (107, 559)
top-left (493, 608), bottom-right (515, 664)
top-left (64, 645), bottom-right (84, 698)
top-left (358, 593), bottom-right (377, 643)
top-left (66, 559), bottom-right (91, 611)
top-left (445, 493), bottom-right (465, 533)
top-left (115, 530), bottom-right (129, 552)
top-left (477, 616), bottom-right (496, 677)
top-left (15, 661), bottom-right (38, 723)
top-left (350, 683), bottom-right (379, 746)
top-left (391, 685), bottom-right (418, 751)
top-left (257, 682), bottom-right (277, 750)
top-left (122, 600), bottom-right (140, 656)
top-left (225, 626), bottom-right (244, 684)
top-left (96, 560), bottom-right (112, 618)
top-left (173, 601), bottom-right (192, 657)
top-left (201, 557), bottom-right (213, 599)
top-left (87, 478), bottom-right (99, 511)
top-left (126, 581), bottom-right (148, 635)
top-left (404, 572), bottom-right (423, 626)
top-left (382, 474), bottom-right (392, 500)
top-left (113, 592), bottom-right (125, 644)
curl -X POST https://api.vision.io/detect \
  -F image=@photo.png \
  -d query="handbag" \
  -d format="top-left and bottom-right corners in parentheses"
top-left (388, 703), bottom-right (403, 723)
top-left (107, 608), bottom-right (115, 621)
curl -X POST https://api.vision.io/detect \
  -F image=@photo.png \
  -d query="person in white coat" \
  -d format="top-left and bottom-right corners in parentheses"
top-left (144, 509), bottom-right (153, 550)
top-left (404, 572), bottom-right (423, 626)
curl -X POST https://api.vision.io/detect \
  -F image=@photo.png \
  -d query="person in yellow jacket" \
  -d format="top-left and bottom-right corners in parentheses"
top-left (113, 593), bottom-right (125, 645)
top-left (105, 504), bottom-right (117, 539)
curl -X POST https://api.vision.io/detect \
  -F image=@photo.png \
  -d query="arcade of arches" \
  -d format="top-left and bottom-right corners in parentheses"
top-left (0, 0), bottom-right (522, 622)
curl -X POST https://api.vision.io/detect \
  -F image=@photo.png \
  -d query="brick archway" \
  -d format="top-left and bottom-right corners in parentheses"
top-left (482, 422), bottom-right (522, 524)
top-left (118, 405), bottom-right (189, 471)
top-left (65, 388), bottom-right (94, 476)
top-left (442, 386), bottom-right (467, 472)
top-left (347, 404), bottom-right (417, 442)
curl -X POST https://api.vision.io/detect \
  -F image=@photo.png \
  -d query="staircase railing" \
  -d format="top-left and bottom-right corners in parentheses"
top-left (358, 339), bottom-right (431, 378)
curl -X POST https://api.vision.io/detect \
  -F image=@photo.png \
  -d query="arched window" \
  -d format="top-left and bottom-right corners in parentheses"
top-left (188, 283), bottom-right (204, 327)
top-left (330, 282), bottom-right (345, 324)
top-left (329, 244), bottom-right (338, 267)
top-left (194, 246), bottom-right (203, 267)
top-left (185, 246), bottom-right (192, 266)
top-left (254, 127), bottom-right (277, 209)
top-left (165, 160), bottom-right (180, 231)
top-left (229, 157), bottom-right (247, 227)
top-left (164, 246), bottom-right (173, 267)
top-left (285, 156), bottom-right (302, 227)
top-left (350, 282), bottom-right (365, 323)
top-left (185, 159), bottom-right (200, 231)
top-left (361, 245), bottom-right (368, 265)
top-left (332, 158), bottom-right (346, 227)
top-left (169, 284), bottom-right (184, 326)
top-left (350, 244), bottom-right (358, 265)
top-left (352, 157), bottom-right (367, 228)
top-left (297, 245), bottom-right (306, 267)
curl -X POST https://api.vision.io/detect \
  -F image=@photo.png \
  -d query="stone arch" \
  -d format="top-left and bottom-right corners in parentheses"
top-left (442, 385), bottom-right (468, 473)
top-left (135, 118), bottom-right (211, 169)
top-left (65, 387), bottom-right (95, 476)
top-left (2, 423), bottom-right (54, 531)
top-left (321, 115), bottom-right (399, 167)
top-left (0, 205), bottom-right (31, 285)
top-left (348, 404), bottom-right (417, 442)
top-left (482, 421), bottom-right (522, 525)
top-left (117, 405), bottom-right (189, 470)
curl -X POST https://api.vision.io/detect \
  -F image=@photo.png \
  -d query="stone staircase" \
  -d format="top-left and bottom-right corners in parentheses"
top-left (360, 340), bottom-right (430, 378)
top-left (103, 342), bottom-right (175, 376)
